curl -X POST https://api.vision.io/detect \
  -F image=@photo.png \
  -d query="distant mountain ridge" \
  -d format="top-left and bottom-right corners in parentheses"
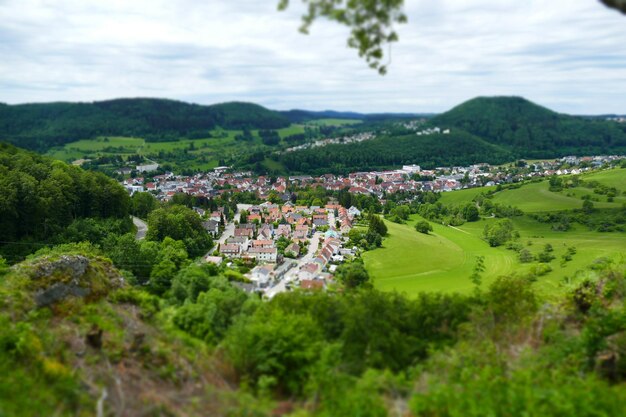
top-left (279, 109), bottom-right (431, 123)
top-left (431, 96), bottom-right (626, 157)
top-left (265, 96), bottom-right (626, 174)
top-left (1, 96), bottom-right (625, 160)
top-left (0, 98), bottom-right (290, 151)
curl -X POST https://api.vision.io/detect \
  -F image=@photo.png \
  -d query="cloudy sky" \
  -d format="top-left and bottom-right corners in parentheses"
top-left (1, 0), bottom-right (625, 114)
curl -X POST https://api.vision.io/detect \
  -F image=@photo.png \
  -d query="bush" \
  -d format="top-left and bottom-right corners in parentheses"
top-left (415, 220), bottom-right (433, 234)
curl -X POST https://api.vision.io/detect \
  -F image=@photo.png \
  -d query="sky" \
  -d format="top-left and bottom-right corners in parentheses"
top-left (1, 0), bottom-right (625, 114)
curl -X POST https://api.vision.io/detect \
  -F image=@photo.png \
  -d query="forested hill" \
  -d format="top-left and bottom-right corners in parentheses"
top-left (0, 98), bottom-right (290, 151)
top-left (280, 109), bottom-right (430, 123)
top-left (0, 143), bottom-right (132, 261)
top-left (432, 96), bottom-right (626, 157)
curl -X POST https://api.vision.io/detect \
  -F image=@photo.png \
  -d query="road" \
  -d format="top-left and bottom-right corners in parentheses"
top-left (265, 231), bottom-right (322, 299)
top-left (205, 204), bottom-right (251, 257)
top-left (132, 216), bottom-right (148, 240)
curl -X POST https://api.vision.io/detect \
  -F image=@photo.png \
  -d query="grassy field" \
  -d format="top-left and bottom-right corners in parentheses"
top-left (363, 216), bottom-right (516, 295)
top-left (367, 168), bottom-right (626, 296)
top-left (583, 167), bottom-right (626, 191)
top-left (45, 124), bottom-right (309, 171)
top-left (47, 137), bottom-right (145, 161)
top-left (440, 170), bottom-right (626, 211)
top-left (364, 214), bottom-right (626, 296)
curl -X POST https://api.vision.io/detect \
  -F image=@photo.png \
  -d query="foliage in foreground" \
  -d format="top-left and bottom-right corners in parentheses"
top-left (0, 247), bottom-right (625, 416)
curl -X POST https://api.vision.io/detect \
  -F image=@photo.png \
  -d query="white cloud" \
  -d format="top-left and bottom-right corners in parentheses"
top-left (0, 0), bottom-right (625, 114)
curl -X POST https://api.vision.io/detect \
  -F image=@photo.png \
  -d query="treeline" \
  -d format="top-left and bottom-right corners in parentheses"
top-left (0, 143), bottom-right (132, 261)
top-left (0, 99), bottom-right (289, 151)
top-left (274, 130), bottom-right (512, 175)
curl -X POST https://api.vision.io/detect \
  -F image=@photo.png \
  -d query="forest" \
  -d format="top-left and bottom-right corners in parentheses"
top-left (432, 96), bottom-right (626, 156)
top-left (261, 96), bottom-right (626, 175)
top-left (0, 143), bottom-right (132, 262)
top-left (0, 99), bottom-right (290, 152)
top-left (274, 129), bottom-right (512, 174)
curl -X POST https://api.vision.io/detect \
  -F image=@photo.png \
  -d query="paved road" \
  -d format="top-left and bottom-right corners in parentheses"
top-left (265, 232), bottom-right (322, 299)
top-left (205, 203), bottom-right (251, 257)
top-left (132, 216), bottom-right (148, 240)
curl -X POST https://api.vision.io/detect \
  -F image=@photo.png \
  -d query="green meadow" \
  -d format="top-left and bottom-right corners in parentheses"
top-left (583, 167), bottom-right (626, 191)
top-left (366, 169), bottom-right (626, 296)
top-left (364, 214), bottom-right (626, 296)
top-left (45, 125), bottom-right (308, 171)
top-left (440, 169), bottom-right (626, 211)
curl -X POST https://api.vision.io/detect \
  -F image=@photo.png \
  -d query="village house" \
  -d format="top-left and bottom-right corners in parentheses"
top-left (251, 239), bottom-right (274, 249)
top-left (247, 247), bottom-right (278, 263)
top-left (234, 227), bottom-right (254, 239)
top-left (219, 244), bottom-right (241, 258)
top-left (226, 236), bottom-right (249, 251)
top-left (202, 220), bottom-right (220, 237)
top-left (285, 243), bottom-right (300, 257)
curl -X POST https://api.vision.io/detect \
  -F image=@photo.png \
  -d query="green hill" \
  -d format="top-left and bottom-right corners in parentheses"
top-left (276, 129), bottom-right (512, 174)
top-left (0, 98), bottom-right (290, 151)
top-left (432, 96), bottom-right (626, 157)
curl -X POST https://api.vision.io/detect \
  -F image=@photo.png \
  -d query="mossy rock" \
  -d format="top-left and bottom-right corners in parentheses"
top-left (13, 255), bottom-right (125, 308)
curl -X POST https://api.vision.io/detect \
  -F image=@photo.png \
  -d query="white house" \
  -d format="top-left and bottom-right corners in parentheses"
top-left (136, 163), bottom-right (159, 173)
top-left (247, 247), bottom-right (278, 263)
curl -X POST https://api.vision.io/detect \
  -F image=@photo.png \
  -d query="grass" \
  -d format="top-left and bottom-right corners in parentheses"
top-left (366, 166), bottom-right (626, 296)
top-left (583, 167), bottom-right (626, 191)
top-left (47, 137), bottom-right (145, 161)
top-left (363, 216), bottom-right (517, 295)
top-left (364, 214), bottom-right (626, 296)
top-left (439, 187), bottom-right (494, 206)
top-left (440, 169), bottom-right (626, 211)
top-left (45, 125), bottom-right (311, 171)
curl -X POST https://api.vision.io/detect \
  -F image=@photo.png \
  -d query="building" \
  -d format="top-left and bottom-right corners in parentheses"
top-left (202, 220), bottom-right (220, 237)
top-left (402, 164), bottom-right (421, 174)
top-left (247, 247), bottom-right (278, 263)
top-left (219, 244), bottom-right (240, 258)
top-left (204, 256), bottom-right (223, 265)
top-left (136, 163), bottom-right (159, 173)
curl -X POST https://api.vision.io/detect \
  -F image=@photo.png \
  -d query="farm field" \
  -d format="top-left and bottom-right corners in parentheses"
top-left (364, 214), bottom-right (626, 296)
top-left (45, 125), bottom-right (309, 171)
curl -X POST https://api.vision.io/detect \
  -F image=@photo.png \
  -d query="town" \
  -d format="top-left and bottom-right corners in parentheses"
top-left (119, 154), bottom-right (625, 298)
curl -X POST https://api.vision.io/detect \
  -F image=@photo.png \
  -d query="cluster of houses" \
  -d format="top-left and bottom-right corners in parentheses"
top-left (207, 202), bottom-right (359, 294)
top-left (284, 132), bottom-right (375, 153)
top-left (120, 156), bottom-right (625, 203)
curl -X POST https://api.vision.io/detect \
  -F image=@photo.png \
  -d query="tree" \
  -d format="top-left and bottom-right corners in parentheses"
top-left (582, 199), bottom-right (595, 214)
top-left (278, 0), bottom-right (407, 75)
top-left (336, 262), bottom-right (371, 289)
top-left (470, 256), bottom-right (485, 288)
top-left (462, 204), bottom-right (480, 222)
top-left (279, 1), bottom-right (624, 75)
top-left (131, 192), bottom-right (158, 219)
top-left (368, 214), bottom-right (387, 236)
top-left (602, 0), bottom-right (626, 13)
top-left (519, 249), bottom-right (534, 263)
top-left (483, 219), bottom-right (515, 247)
top-left (146, 204), bottom-right (212, 257)
top-left (223, 309), bottom-right (323, 395)
top-left (415, 220), bottom-right (433, 234)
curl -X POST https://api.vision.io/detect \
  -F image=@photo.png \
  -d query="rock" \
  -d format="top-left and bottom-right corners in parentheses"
top-left (86, 325), bottom-right (103, 349)
top-left (22, 255), bottom-right (124, 308)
